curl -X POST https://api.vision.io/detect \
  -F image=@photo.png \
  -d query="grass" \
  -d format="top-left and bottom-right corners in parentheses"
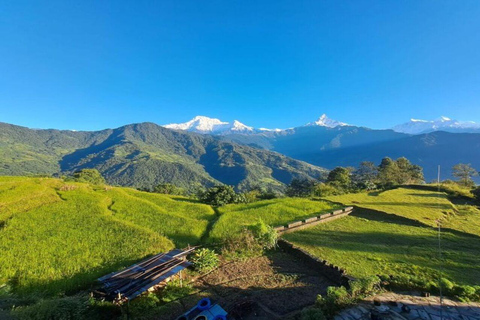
top-left (285, 188), bottom-right (480, 287)
top-left (209, 197), bottom-right (341, 241)
top-left (0, 181), bottom-right (173, 296)
top-left (106, 188), bottom-right (212, 247)
top-left (0, 177), bottom-right (217, 296)
top-left (324, 187), bottom-right (456, 227)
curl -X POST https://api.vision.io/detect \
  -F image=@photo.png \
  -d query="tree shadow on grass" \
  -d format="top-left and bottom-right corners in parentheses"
top-left (352, 207), bottom-right (480, 241)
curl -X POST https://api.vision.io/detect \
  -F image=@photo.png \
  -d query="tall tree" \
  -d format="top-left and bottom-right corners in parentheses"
top-left (353, 161), bottom-right (378, 188)
top-left (327, 167), bottom-right (351, 188)
top-left (452, 163), bottom-right (478, 187)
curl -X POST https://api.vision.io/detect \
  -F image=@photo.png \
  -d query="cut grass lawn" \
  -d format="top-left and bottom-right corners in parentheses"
top-left (209, 197), bottom-right (341, 241)
top-left (286, 188), bottom-right (480, 286)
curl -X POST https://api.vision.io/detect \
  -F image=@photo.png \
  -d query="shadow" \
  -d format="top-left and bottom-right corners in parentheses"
top-left (198, 144), bottom-right (248, 186)
top-left (59, 131), bottom-right (126, 171)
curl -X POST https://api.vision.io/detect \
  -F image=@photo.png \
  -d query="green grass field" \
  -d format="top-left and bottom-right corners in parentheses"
top-left (324, 187), bottom-right (456, 227)
top-left (0, 177), bottom-right (216, 296)
top-left (0, 177), bottom-right (342, 296)
top-left (285, 188), bottom-right (480, 286)
top-left (210, 197), bottom-right (340, 241)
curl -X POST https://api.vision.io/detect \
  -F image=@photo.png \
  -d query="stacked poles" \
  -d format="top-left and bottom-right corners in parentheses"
top-left (96, 247), bottom-right (196, 304)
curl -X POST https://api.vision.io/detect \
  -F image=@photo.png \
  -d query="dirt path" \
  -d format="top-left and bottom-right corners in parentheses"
top-left (162, 249), bottom-right (339, 320)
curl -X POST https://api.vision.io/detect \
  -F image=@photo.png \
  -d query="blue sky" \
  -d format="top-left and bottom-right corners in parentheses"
top-left (1, 1), bottom-right (480, 130)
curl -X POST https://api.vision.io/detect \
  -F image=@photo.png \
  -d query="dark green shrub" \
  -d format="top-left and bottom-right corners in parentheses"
top-left (200, 185), bottom-right (245, 206)
top-left (191, 248), bottom-right (219, 272)
top-left (72, 169), bottom-right (105, 185)
top-left (153, 183), bottom-right (185, 195)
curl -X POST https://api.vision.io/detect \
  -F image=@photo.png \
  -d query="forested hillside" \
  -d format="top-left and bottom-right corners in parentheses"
top-left (0, 122), bottom-right (326, 191)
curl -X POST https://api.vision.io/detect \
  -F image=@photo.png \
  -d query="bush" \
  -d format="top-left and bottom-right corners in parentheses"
top-left (191, 248), bottom-right (219, 272)
top-left (153, 183), bottom-right (185, 195)
top-left (247, 220), bottom-right (278, 250)
top-left (72, 169), bottom-right (105, 185)
top-left (313, 183), bottom-right (344, 197)
top-left (316, 286), bottom-right (352, 318)
top-left (349, 276), bottom-right (380, 297)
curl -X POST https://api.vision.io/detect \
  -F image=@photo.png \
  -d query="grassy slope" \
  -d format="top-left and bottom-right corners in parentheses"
top-left (0, 177), bottom-right (214, 296)
top-left (210, 198), bottom-right (341, 241)
top-left (324, 188), bottom-right (456, 227)
top-left (285, 188), bottom-right (480, 285)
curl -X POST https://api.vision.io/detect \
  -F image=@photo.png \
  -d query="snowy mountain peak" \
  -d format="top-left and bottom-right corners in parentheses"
top-left (306, 114), bottom-right (348, 128)
top-left (393, 116), bottom-right (480, 134)
top-left (163, 116), bottom-right (255, 135)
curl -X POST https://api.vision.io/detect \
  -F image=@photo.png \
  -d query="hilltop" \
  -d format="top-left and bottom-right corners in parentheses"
top-left (0, 122), bottom-right (326, 192)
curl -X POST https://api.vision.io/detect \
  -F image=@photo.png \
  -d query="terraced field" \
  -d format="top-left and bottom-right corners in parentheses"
top-left (0, 176), bottom-right (339, 297)
top-left (285, 188), bottom-right (480, 286)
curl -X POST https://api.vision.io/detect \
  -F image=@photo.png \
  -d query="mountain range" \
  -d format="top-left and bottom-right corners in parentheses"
top-left (163, 114), bottom-right (480, 135)
top-left (0, 122), bottom-right (326, 191)
top-left (1, 114), bottom-right (480, 189)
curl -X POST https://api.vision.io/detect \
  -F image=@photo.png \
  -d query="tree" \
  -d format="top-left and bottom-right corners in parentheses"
top-left (153, 183), bottom-right (185, 195)
top-left (378, 157), bottom-right (400, 187)
top-left (285, 178), bottom-right (316, 197)
top-left (72, 169), bottom-right (105, 185)
top-left (377, 157), bottom-right (424, 187)
top-left (353, 161), bottom-right (378, 190)
top-left (452, 163), bottom-right (478, 187)
top-left (200, 185), bottom-right (245, 206)
top-left (327, 167), bottom-right (351, 188)
top-left (396, 157), bottom-right (424, 184)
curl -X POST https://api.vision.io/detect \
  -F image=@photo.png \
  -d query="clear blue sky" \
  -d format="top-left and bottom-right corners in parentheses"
top-left (1, 1), bottom-right (480, 130)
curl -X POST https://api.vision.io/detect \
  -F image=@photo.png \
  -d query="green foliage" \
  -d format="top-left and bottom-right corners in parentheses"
top-left (160, 279), bottom-right (194, 303)
top-left (11, 296), bottom-right (89, 320)
top-left (191, 249), bottom-right (219, 273)
top-left (452, 163), bottom-right (478, 187)
top-left (313, 182), bottom-right (344, 197)
top-left (378, 157), bottom-right (424, 187)
top-left (152, 183), bottom-right (185, 195)
top-left (199, 185), bottom-right (245, 206)
top-left (72, 169), bottom-right (105, 185)
top-left (0, 121), bottom-right (327, 192)
top-left (327, 167), bottom-right (351, 188)
top-left (247, 220), bottom-right (278, 250)
top-left (285, 178), bottom-right (316, 197)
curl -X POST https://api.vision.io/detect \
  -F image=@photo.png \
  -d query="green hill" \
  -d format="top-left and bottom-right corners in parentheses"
top-left (0, 122), bottom-right (326, 192)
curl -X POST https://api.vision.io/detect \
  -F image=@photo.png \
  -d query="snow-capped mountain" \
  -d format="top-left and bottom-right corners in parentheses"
top-left (163, 116), bottom-right (255, 135)
top-left (305, 114), bottom-right (348, 128)
top-left (392, 116), bottom-right (480, 134)
top-left (163, 114), bottom-right (349, 135)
